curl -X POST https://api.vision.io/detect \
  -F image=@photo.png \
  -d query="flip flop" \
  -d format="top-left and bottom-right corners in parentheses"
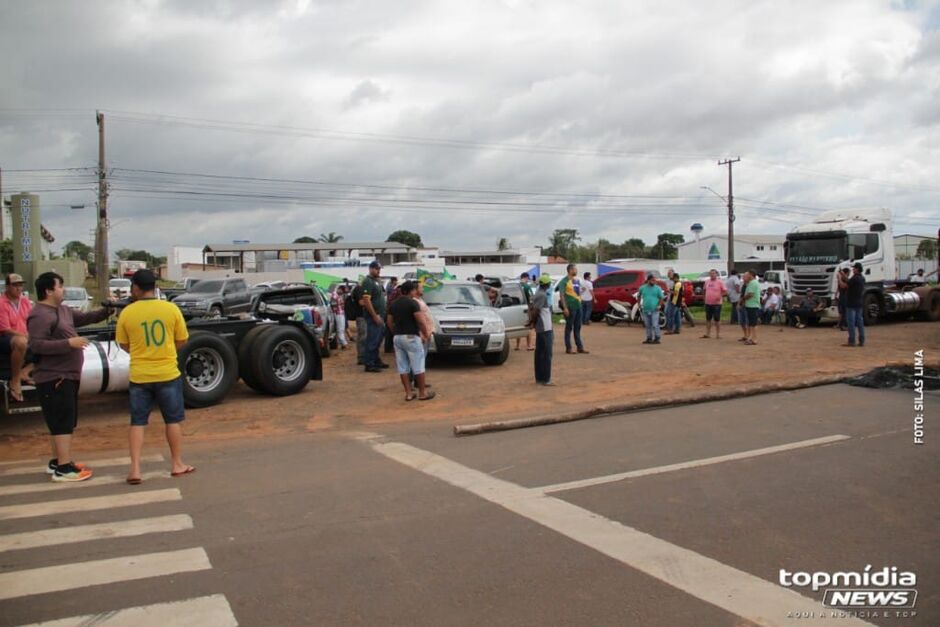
top-left (418, 391), bottom-right (436, 401)
top-left (700, 335), bottom-right (710, 339)
top-left (405, 393), bottom-right (417, 401)
top-left (126, 477), bottom-right (142, 485)
top-left (171, 466), bottom-right (196, 477)
top-left (9, 388), bottom-right (24, 402)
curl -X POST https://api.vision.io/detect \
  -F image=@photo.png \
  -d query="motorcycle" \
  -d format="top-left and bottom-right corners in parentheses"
top-left (604, 299), bottom-right (633, 326)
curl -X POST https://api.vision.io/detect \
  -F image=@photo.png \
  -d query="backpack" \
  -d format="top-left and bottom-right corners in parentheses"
top-left (345, 284), bottom-right (364, 319)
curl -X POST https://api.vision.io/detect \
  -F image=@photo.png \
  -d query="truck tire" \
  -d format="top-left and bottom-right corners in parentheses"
top-left (238, 324), bottom-right (274, 393)
top-left (319, 322), bottom-right (331, 358)
top-left (249, 325), bottom-right (314, 396)
top-left (863, 292), bottom-right (882, 325)
top-left (481, 343), bottom-right (510, 366)
top-left (179, 331), bottom-right (239, 408)
top-left (922, 291), bottom-right (940, 322)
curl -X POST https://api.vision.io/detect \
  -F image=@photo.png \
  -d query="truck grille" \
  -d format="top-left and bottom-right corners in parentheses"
top-left (790, 272), bottom-right (832, 297)
top-left (440, 319), bottom-right (484, 335)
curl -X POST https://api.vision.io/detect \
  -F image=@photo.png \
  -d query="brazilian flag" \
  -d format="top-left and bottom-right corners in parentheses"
top-left (416, 268), bottom-right (443, 291)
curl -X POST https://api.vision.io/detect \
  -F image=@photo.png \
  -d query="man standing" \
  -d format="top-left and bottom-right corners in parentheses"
top-left (700, 269), bottom-right (727, 339)
top-left (528, 274), bottom-right (554, 385)
top-left (515, 272), bottom-right (535, 351)
top-left (345, 281), bottom-right (366, 365)
top-left (117, 270), bottom-right (193, 484)
top-left (557, 263), bottom-right (587, 354)
top-left (835, 268), bottom-right (849, 330)
top-left (580, 271), bottom-right (594, 326)
top-left (725, 270), bottom-right (742, 324)
top-left (666, 271), bottom-right (685, 334)
top-left (360, 261), bottom-right (389, 373)
top-left (637, 273), bottom-right (665, 345)
top-left (0, 273), bottom-right (33, 401)
top-left (843, 262), bottom-right (866, 347)
top-left (331, 286), bottom-right (348, 350)
top-left (27, 272), bottom-right (113, 481)
top-left (387, 281), bottom-right (434, 401)
top-left (741, 271), bottom-right (761, 345)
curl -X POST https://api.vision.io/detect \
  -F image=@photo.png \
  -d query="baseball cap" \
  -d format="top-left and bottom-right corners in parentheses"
top-left (368, 260), bottom-right (382, 269)
top-left (131, 268), bottom-right (157, 287)
top-left (853, 262), bottom-right (863, 271)
top-left (538, 273), bottom-right (552, 285)
top-left (646, 273), bottom-right (656, 280)
top-left (6, 273), bottom-right (24, 285)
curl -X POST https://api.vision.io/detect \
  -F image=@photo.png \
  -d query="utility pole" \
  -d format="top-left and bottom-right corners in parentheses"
top-left (96, 111), bottom-right (109, 299)
top-left (718, 158), bottom-right (740, 274)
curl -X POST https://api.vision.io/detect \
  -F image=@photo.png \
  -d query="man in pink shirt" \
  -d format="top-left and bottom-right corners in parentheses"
top-left (700, 269), bottom-right (728, 340)
top-left (0, 273), bottom-right (34, 400)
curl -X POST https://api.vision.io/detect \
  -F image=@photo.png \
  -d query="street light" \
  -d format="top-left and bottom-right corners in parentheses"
top-left (700, 186), bottom-right (725, 202)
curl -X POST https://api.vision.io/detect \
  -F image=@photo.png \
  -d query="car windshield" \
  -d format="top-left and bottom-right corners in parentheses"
top-left (64, 288), bottom-right (86, 300)
top-left (423, 284), bottom-right (489, 307)
top-left (109, 279), bottom-right (131, 288)
top-left (190, 280), bottom-right (224, 293)
top-left (787, 236), bottom-right (846, 265)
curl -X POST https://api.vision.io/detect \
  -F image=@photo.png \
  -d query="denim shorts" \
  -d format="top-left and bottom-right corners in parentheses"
top-left (393, 334), bottom-right (425, 375)
top-left (704, 304), bottom-right (722, 322)
top-left (744, 307), bottom-right (760, 327)
top-left (129, 377), bottom-right (186, 426)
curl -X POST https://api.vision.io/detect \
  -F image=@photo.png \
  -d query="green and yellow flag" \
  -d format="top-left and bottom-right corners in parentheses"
top-left (442, 267), bottom-right (456, 280)
top-left (416, 268), bottom-right (442, 291)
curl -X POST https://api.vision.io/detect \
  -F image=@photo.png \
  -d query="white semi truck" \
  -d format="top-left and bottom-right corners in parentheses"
top-left (785, 208), bottom-right (939, 324)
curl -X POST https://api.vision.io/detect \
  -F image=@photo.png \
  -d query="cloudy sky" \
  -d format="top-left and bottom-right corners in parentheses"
top-left (1, 0), bottom-right (938, 257)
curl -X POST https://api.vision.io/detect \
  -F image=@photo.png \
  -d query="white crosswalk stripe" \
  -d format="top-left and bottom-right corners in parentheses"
top-left (0, 471), bottom-right (171, 497)
top-left (0, 514), bottom-right (194, 552)
top-left (18, 594), bottom-right (239, 627)
top-left (0, 454), bottom-right (164, 477)
top-left (0, 488), bottom-right (181, 521)
top-left (0, 547), bottom-right (212, 601)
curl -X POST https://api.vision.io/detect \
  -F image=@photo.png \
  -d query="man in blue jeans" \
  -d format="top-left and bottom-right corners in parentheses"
top-left (557, 263), bottom-right (588, 354)
top-left (637, 274), bottom-right (665, 344)
top-left (841, 262), bottom-right (866, 347)
top-left (528, 274), bottom-right (555, 385)
top-left (359, 261), bottom-right (390, 372)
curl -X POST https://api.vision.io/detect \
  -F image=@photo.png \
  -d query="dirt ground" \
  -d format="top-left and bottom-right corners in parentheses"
top-left (1, 318), bottom-right (937, 460)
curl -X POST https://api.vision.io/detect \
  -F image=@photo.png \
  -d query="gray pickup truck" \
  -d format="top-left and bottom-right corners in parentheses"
top-left (173, 277), bottom-right (252, 319)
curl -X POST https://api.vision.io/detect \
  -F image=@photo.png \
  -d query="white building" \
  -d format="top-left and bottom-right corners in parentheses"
top-left (894, 234), bottom-right (935, 259)
top-left (677, 234), bottom-right (785, 262)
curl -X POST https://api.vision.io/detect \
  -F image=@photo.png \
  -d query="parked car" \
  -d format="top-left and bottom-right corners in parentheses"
top-left (690, 270), bottom-right (728, 306)
top-left (423, 281), bottom-right (527, 365)
top-left (249, 281), bottom-right (288, 309)
top-left (63, 287), bottom-right (92, 313)
top-left (108, 278), bottom-right (132, 300)
top-left (162, 277), bottom-right (201, 302)
top-left (250, 284), bottom-right (337, 357)
top-left (173, 278), bottom-right (252, 319)
top-left (591, 270), bottom-right (666, 319)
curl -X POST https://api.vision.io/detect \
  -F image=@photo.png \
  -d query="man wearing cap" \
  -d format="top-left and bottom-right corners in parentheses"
top-left (527, 274), bottom-right (555, 385)
top-left (0, 273), bottom-right (34, 401)
top-left (842, 262), bottom-right (866, 347)
top-left (359, 261), bottom-right (389, 373)
top-left (116, 269), bottom-right (193, 484)
top-left (637, 273), bottom-right (665, 344)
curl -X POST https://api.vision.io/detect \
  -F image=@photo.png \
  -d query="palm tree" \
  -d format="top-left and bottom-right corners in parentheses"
top-left (319, 232), bottom-right (344, 243)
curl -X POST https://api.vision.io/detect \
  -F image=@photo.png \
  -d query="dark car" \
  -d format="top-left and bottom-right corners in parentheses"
top-left (173, 278), bottom-right (252, 319)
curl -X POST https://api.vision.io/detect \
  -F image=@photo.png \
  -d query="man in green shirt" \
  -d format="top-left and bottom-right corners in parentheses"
top-left (637, 273), bottom-right (665, 344)
top-left (741, 270), bottom-right (761, 345)
top-left (359, 261), bottom-right (389, 372)
top-left (557, 264), bottom-right (588, 354)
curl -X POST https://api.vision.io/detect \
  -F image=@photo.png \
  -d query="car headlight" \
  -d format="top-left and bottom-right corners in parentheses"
top-left (481, 319), bottom-right (503, 334)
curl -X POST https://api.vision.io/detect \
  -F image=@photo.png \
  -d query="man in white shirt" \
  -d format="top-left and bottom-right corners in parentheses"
top-left (761, 286), bottom-right (782, 324)
top-left (725, 270), bottom-right (743, 324)
top-left (580, 272), bottom-right (594, 326)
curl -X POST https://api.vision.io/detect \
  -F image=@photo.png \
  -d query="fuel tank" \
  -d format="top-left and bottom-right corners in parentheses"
top-left (883, 291), bottom-right (921, 314)
top-left (78, 341), bottom-right (131, 396)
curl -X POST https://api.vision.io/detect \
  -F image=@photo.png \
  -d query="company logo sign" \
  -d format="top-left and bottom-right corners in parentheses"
top-left (780, 566), bottom-right (917, 611)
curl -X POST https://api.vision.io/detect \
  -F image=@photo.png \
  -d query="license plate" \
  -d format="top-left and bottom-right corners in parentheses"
top-left (450, 338), bottom-right (475, 347)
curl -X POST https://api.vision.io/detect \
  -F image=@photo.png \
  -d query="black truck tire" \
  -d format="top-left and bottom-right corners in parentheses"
top-left (329, 322), bottom-right (339, 350)
top-left (238, 324), bottom-right (274, 393)
top-left (863, 292), bottom-right (882, 325)
top-left (923, 290), bottom-right (940, 322)
top-left (320, 322), bottom-right (331, 358)
top-left (481, 342), bottom-right (510, 366)
top-left (179, 331), bottom-right (239, 408)
top-left (249, 325), bottom-right (315, 396)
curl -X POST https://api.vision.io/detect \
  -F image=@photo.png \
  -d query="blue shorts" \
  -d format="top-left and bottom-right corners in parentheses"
top-left (393, 334), bottom-right (425, 376)
top-left (129, 377), bottom-right (186, 426)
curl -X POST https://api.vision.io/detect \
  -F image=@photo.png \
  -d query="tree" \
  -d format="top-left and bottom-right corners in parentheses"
top-left (319, 232), bottom-right (344, 243)
top-left (496, 237), bottom-right (511, 251)
top-left (387, 230), bottom-right (423, 248)
top-left (63, 240), bottom-right (93, 262)
top-left (916, 239), bottom-right (937, 260)
top-left (649, 233), bottom-right (685, 260)
top-left (113, 248), bottom-right (164, 268)
top-left (293, 236), bottom-right (317, 243)
top-left (545, 229), bottom-right (580, 260)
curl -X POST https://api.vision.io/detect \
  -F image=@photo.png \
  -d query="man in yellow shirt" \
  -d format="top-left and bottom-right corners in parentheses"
top-left (116, 270), bottom-right (193, 484)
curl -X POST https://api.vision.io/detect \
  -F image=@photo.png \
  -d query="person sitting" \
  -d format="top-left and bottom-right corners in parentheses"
top-left (760, 286), bottom-right (782, 324)
top-left (786, 288), bottom-right (824, 328)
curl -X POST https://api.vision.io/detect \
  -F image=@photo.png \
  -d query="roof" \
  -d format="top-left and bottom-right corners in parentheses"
top-left (678, 234), bottom-right (784, 247)
top-left (440, 250), bottom-right (521, 257)
top-left (203, 241), bottom-right (414, 253)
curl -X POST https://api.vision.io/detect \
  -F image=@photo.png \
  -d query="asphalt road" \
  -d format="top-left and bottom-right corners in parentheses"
top-left (1, 384), bottom-right (936, 626)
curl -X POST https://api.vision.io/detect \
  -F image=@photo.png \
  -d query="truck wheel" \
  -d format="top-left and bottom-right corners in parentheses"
top-left (923, 291), bottom-right (940, 322)
top-left (319, 322), bottom-right (331, 358)
top-left (238, 325), bottom-right (274, 392)
top-left (179, 331), bottom-right (238, 408)
top-left (249, 325), bottom-right (314, 396)
top-left (481, 343), bottom-right (510, 366)
top-left (863, 292), bottom-right (882, 325)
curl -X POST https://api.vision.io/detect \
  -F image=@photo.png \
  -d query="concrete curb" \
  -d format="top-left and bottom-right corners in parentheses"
top-left (453, 373), bottom-right (852, 437)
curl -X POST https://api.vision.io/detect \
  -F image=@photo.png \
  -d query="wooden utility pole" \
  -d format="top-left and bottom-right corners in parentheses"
top-left (718, 158), bottom-right (740, 274)
top-left (96, 111), bottom-right (109, 299)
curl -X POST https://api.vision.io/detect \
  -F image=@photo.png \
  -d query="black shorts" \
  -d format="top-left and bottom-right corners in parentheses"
top-left (744, 307), bottom-right (760, 327)
top-left (704, 304), bottom-right (722, 322)
top-left (38, 379), bottom-right (80, 436)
